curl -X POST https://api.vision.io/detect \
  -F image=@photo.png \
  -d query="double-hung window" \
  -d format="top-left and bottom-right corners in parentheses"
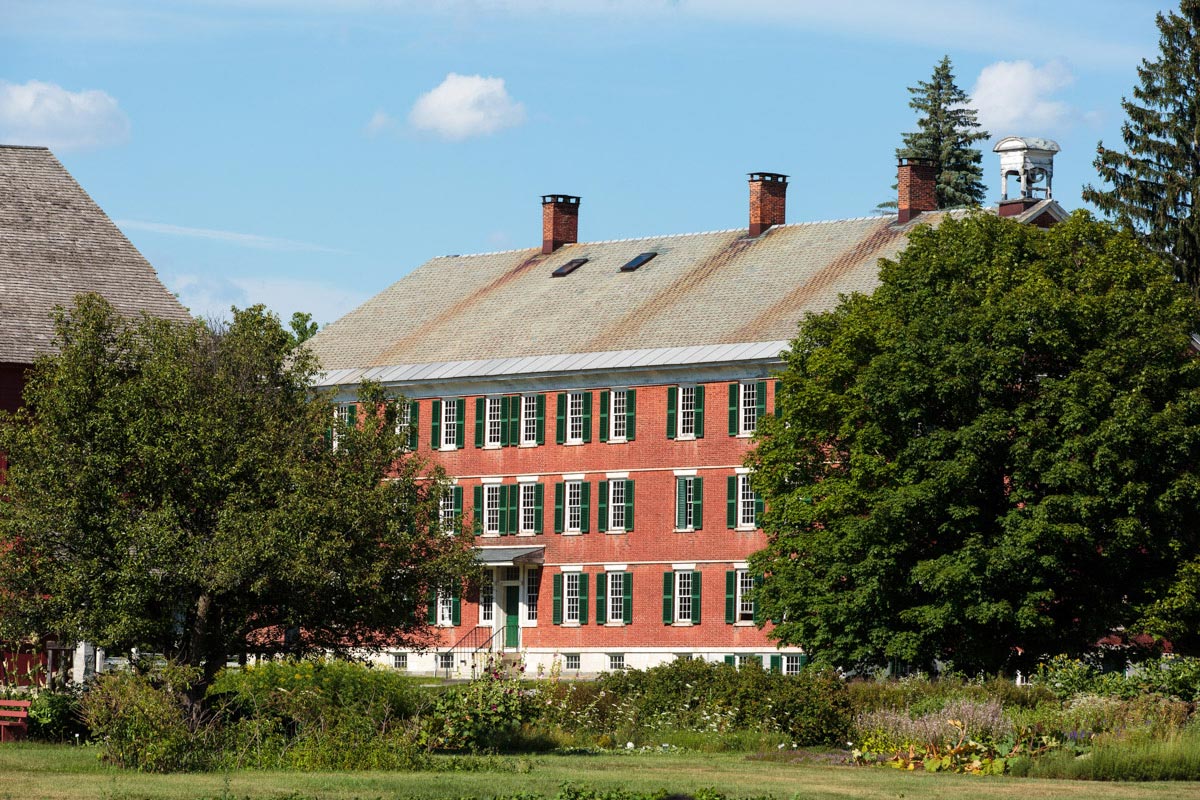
top-left (556, 391), bottom-right (592, 444)
top-left (600, 388), bottom-right (635, 443)
top-left (395, 400), bottom-right (417, 451)
top-left (599, 477), bottom-right (634, 533)
top-left (479, 573), bottom-right (494, 624)
top-left (521, 395), bottom-right (540, 445)
top-left (525, 568), bottom-right (540, 623)
top-left (518, 482), bottom-right (539, 535)
top-left (729, 381), bottom-right (767, 436)
top-left (437, 589), bottom-right (456, 626)
top-left (736, 569), bottom-right (754, 623)
top-left (663, 569), bottom-right (702, 625)
top-left (667, 385), bottom-right (705, 440)
top-left (783, 654), bottom-right (809, 675)
top-left (555, 479), bottom-right (590, 534)
top-left (675, 475), bottom-right (703, 531)
top-left (727, 473), bottom-right (763, 529)
top-left (552, 569), bottom-right (588, 625)
top-left (483, 484), bottom-right (501, 535)
top-left (440, 486), bottom-right (462, 534)
top-left (432, 398), bottom-right (464, 450)
top-left (597, 569), bottom-right (632, 625)
top-left (332, 403), bottom-right (356, 451)
top-left (485, 397), bottom-right (502, 447)
top-left (564, 572), bottom-right (581, 624)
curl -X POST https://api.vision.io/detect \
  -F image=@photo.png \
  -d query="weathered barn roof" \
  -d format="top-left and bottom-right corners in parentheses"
top-left (307, 213), bottom-right (959, 373)
top-left (0, 145), bottom-right (192, 364)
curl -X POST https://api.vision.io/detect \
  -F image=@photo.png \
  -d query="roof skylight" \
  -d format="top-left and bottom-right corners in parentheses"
top-left (551, 258), bottom-right (588, 277)
top-left (620, 252), bottom-right (658, 272)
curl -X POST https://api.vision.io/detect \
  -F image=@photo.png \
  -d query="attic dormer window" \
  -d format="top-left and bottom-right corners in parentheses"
top-left (620, 252), bottom-right (657, 272)
top-left (551, 258), bottom-right (588, 277)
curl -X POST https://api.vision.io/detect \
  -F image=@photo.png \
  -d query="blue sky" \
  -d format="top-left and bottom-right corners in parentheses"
top-left (0, 0), bottom-right (1179, 326)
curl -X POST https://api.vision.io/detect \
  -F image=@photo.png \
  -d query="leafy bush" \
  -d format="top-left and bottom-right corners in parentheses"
top-left (426, 657), bottom-right (535, 752)
top-left (78, 663), bottom-right (213, 772)
top-left (26, 689), bottom-right (87, 742)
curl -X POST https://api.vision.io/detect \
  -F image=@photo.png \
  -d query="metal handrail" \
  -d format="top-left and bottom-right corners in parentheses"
top-left (436, 625), bottom-right (491, 679)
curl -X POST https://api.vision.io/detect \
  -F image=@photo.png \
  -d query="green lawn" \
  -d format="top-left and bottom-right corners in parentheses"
top-left (3, 744), bottom-right (1200, 800)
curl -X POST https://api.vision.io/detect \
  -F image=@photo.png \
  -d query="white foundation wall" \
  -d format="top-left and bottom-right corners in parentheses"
top-left (366, 647), bottom-right (807, 677)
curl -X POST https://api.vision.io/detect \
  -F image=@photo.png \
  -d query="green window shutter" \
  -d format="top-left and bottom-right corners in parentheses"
top-left (597, 480), bottom-right (609, 532)
top-left (725, 571), bottom-right (736, 624)
top-left (770, 654), bottom-right (782, 674)
top-left (534, 483), bottom-right (544, 534)
top-left (753, 575), bottom-right (763, 625)
top-left (451, 587), bottom-right (461, 626)
top-left (799, 654), bottom-right (810, 668)
top-left (596, 573), bottom-right (607, 624)
top-left (626, 389), bottom-right (637, 441)
top-left (507, 485), bottom-right (519, 535)
top-left (662, 572), bottom-right (674, 625)
top-left (756, 381), bottom-right (767, 425)
top-left (497, 485), bottom-right (509, 535)
top-left (691, 570), bottom-right (702, 624)
top-left (675, 478), bottom-right (687, 529)
top-left (554, 482), bottom-right (564, 533)
top-left (695, 385), bottom-right (705, 439)
top-left (773, 380), bottom-right (782, 419)
top-left (509, 395), bottom-right (521, 446)
top-left (552, 574), bottom-right (563, 625)
top-left (453, 485), bottom-right (463, 518)
top-left (499, 396), bottom-right (510, 447)
top-left (724, 655), bottom-right (735, 667)
top-left (455, 399), bottom-right (465, 448)
top-left (666, 386), bottom-right (678, 439)
top-left (727, 476), bottom-right (737, 528)
top-left (754, 491), bottom-right (764, 527)
top-left (475, 397), bottom-right (486, 448)
top-left (599, 390), bottom-right (610, 443)
top-left (582, 391), bottom-right (593, 443)
top-left (693, 476), bottom-right (704, 530)
top-left (431, 400), bottom-right (442, 449)
top-left (580, 482), bottom-right (591, 533)
top-left (555, 393), bottom-right (567, 444)
top-left (427, 591), bottom-right (437, 625)
top-left (325, 424), bottom-right (333, 450)
top-left (623, 572), bottom-right (633, 623)
top-left (409, 402), bottom-right (420, 450)
top-left (346, 404), bottom-right (357, 427)
top-left (536, 393), bottom-right (546, 445)
top-left (728, 383), bottom-right (739, 435)
top-left (624, 479), bottom-right (634, 531)
top-left (474, 485), bottom-right (484, 535)
top-left (579, 574), bottom-right (589, 625)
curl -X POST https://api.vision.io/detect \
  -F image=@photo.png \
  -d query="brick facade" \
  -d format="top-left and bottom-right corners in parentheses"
top-left (897, 158), bottom-right (938, 224)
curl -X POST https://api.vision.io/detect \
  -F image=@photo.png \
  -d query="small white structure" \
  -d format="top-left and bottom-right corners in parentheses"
top-left (994, 136), bottom-right (1061, 201)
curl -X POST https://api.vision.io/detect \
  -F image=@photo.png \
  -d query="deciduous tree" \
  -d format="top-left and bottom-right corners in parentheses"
top-left (0, 295), bottom-right (474, 686)
top-left (750, 213), bottom-right (1200, 672)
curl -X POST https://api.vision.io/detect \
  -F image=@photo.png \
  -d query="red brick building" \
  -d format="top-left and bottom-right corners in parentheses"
top-left (0, 144), bottom-right (192, 683)
top-left (306, 144), bottom-right (1067, 677)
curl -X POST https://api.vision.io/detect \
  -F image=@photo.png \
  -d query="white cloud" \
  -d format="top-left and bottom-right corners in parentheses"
top-left (117, 219), bottom-right (346, 254)
top-left (0, 79), bottom-right (130, 150)
top-left (408, 73), bottom-right (525, 141)
top-left (970, 60), bottom-right (1083, 137)
top-left (165, 272), bottom-right (368, 328)
top-left (365, 108), bottom-right (396, 137)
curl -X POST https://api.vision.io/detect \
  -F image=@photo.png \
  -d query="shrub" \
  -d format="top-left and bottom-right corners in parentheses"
top-left (26, 689), bottom-right (87, 742)
top-left (426, 657), bottom-right (535, 752)
top-left (78, 663), bottom-right (213, 772)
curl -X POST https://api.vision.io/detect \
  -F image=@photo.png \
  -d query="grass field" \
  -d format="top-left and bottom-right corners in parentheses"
top-left (3, 744), bottom-right (1200, 800)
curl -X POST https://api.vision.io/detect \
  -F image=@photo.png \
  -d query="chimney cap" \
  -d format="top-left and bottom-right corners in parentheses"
top-left (748, 172), bottom-right (789, 183)
top-left (897, 156), bottom-right (936, 168)
top-left (542, 194), bottom-right (581, 205)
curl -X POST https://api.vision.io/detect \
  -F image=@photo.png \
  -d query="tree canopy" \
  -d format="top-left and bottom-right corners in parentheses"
top-left (881, 56), bottom-right (989, 212)
top-left (1083, 0), bottom-right (1200, 295)
top-left (0, 295), bottom-right (475, 683)
top-left (749, 213), bottom-right (1200, 673)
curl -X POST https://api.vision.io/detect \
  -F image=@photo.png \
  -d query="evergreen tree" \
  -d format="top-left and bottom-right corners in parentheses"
top-left (1082, 1), bottom-right (1200, 294)
top-left (889, 56), bottom-right (989, 210)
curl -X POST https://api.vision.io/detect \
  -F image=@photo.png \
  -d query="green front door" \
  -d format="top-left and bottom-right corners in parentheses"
top-left (504, 585), bottom-right (520, 649)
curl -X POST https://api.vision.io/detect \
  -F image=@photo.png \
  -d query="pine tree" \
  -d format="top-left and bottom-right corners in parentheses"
top-left (1082, 1), bottom-right (1200, 294)
top-left (892, 56), bottom-right (989, 209)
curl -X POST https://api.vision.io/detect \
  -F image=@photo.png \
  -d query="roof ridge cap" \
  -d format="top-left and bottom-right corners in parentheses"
top-left (0, 144), bottom-right (52, 151)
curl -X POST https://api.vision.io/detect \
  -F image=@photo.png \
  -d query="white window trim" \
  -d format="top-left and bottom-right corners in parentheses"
top-left (483, 483), bottom-right (501, 537)
top-left (566, 391), bottom-right (585, 445)
top-left (676, 475), bottom-right (695, 532)
top-left (608, 388), bottom-right (628, 443)
top-left (564, 479), bottom-right (583, 535)
top-left (735, 568), bottom-right (755, 625)
top-left (673, 468), bottom-right (698, 477)
top-left (484, 396), bottom-right (503, 449)
top-left (673, 570), bottom-right (693, 626)
top-left (606, 571), bottom-right (625, 626)
top-left (677, 384), bottom-right (697, 441)
top-left (737, 473), bottom-right (757, 531)
top-left (522, 567), bottom-right (540, 626)
top-left (738, 381), bottom-right (758, 438)
top-left (518, 482), bottom-right (537, 536)
top-left (563, 571), bottom-right (582, 626)
top-left (607, 479), bottom-right (626, 533)
top-left (440, 398), bottom-right (458, 451)
top-left (520, 394), bottom-right (539, 447)
top-left (436, 589), bottom-right (455, 627)
top-left (479, 572), bottom-right (495, 625)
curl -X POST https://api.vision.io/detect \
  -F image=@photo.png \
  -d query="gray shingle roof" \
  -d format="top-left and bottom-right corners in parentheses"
top-left (307, 213), bottom-right (956, 372)
top-left (0, 145), bottom-right (192, 364)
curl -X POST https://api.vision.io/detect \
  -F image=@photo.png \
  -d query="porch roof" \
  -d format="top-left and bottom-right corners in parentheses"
top-left (474, 545), bottom-right (545, 566)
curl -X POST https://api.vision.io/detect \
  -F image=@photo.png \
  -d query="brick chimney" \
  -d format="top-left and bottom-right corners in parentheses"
top-left (542, 194), bottom-right (580, 254)
top-left (897, 157), bottom-right (937, 223)
top-left (748, 172), bottom-right (788, 237)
